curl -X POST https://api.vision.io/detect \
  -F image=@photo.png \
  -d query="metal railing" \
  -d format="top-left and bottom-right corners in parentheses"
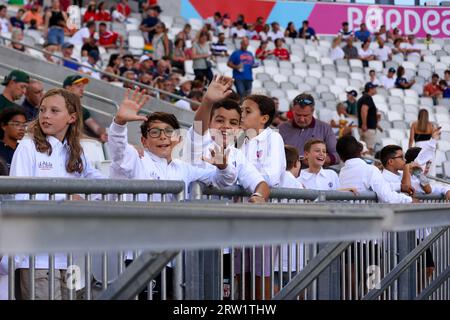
top-left (0, 177), bottom-right (449, 301)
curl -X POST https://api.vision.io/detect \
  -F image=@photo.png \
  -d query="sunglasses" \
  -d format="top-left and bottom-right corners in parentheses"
top-left (293, 96), bottom-right (314, 106)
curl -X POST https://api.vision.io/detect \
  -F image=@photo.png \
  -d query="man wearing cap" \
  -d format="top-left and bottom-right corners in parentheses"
top-left (357, 83), bottom-right (379, 155)
top-left (0, 70), bottom-right (30, 111)
top-left (63, 75), bottom-right (108, 142)
top-left (140, 5), bottom-right (161, 43)
top-left (381, 68), bottom-right (396, 89)
top-left (344, 89), bottom-right (358, 117)
top-left (61, 42), bottom-right (80, 71)
top-left (278, 93), bottom-right (340, 166)
top-left (138, 55), bottom-right (154, 74)
top-left (80, 50), bottom-right (101, 80)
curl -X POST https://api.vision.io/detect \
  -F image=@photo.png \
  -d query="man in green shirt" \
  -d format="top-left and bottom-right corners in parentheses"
top-left (63, 75), bottom-right (108, 142)
top-left (0, 70), bottom-right (30, 111)
top-left (344, 89), bottom-right (358, 118)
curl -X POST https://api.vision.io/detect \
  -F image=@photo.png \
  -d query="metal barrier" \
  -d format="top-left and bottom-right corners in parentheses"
top-left (0, 178), bottom-right (449, 301)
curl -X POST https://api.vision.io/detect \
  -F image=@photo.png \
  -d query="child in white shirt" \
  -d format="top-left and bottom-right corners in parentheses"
top-left (298, 138), bottom-right (340, 190)
top-left (280, 145), bottom-right (304, 189)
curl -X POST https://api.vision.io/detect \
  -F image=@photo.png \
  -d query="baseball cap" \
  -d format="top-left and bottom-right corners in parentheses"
top-left (364, 82), bottom-right (378, 92)
top-left (2, 70), bottom-right (30, 85)
top-left (150, 5), bottom-right (162, 13)
top-left (139, 55), bottom-right (151, 63)
top-left (63, 75), bottom-right (90, 88)
top-left (62, 42), bottom-right (74, 49)
top-left (345, 89), bottom-right (357, 97)
top-left (388, 67), bottom-right (396, 73)
top-left (88, 50), bottom-right (100, 61)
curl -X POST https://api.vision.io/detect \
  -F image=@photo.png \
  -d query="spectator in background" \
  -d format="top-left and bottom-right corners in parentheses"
top-left (175, 90), bottom-right (203, 111)
top-left (354, 23), bottom-right (371, 42)
top-left (83, 1), bottom-right (97, 23)
top-left (344, 89), bottom-right (358, 117)
top-left (80, 50), bottom-right (102, 80)
top-left (338, 21), bottom-right (353, 40)
top-left (111, 5), bottom-right (126, 23)
top-left (254, 16), bottom-right (265, 33)
top-left (22, 5), bottom-right (43, 28)
top-left (0, 107), bottom-right (27, 172)
top-left (343, 38), bottom-right (358, 60)
top-left (444, 69), bottom-right (450, 85)
top-left (117, 0), bottom-right (131, 20)
top-left (8, 28), bottom-right (27, 53)
top-left (103, 53), bottom-right (121, 81)
top-left (81, 35), bottom-right (100, 58)
top-left (152, 22), bottom-right (170, 61)
top-left (255, 40), bottom-right (273, 61)
top-left (140, 5), bottom-right (161, 43)
top-left (424, 33), bottom-right (433, 46)
top-left (176, 24), bottom-right (192, 42)
top-left (231, 22), bottom-right (247, 39)
top-left (268, 22), bottom-right (284, 41)
top-left (21, 79), bottom-right (43, 122)
top-left (0, 5), bottom-right (12, 34)
top-left (423, 73), bottom-right (442, 105)
top-left (299, 20), bottom-right (318, 41)
top-left (98, 22), bottom-right (124, 50)
top-left (211, 33), bottom-right (229, 58)
top-left (172, 38), bottom-right (187, 74)
top-left (0, 70), bottom-right (30, 111)
top-left (259, 24), bottom-right (271, 41)
top-left (138, 55), bottom-right (154, 75)
top-left (408, 109), bottom-right (435, 148)
top-left (192, 32), bottom-right (213, 83)
top-left (176, 79), bottom-right (192, 97)
top-left (358, 40), bottom-right (375, 67)
top-left (152, 57), bottom-right (172, 79)
top-left (273, 38), bottom-right (290, 61)
top-left (69, 21), bottom-right (96, 46)
top-left (44, 0), bottom-right (68, 47)
top-left (330, 102), bottom-right (355, 137)
top-left (390, 27), bottom-right (402, 42)
top-left (400, 35), bottom-right (421, 58)
top-left (357, 82), bottom-right (379, 155)
top-left (373, 38), bottom-right (392, 62)
top-left (280, 145), bottom-right (304, 188)
top-left (395, 66), bottom-right (415, 89)
top-left (120, 54), bottom-right (139, 76)
top-left (42, 42), bottom-right (59, 64)
top-left (218, 18), bottom-right (231, 38)
top-left (368, 69), bottom-right (380, 86)
top-left (123, 70), bottom-right (138, 90)
top-left (228, 37), bottom-right (256, 97)
top-left (61, 42), bottom-right (80, 71)
top-left (10, 9), bottom-right (25, 30)
top-left (271, 97), bottom-right (288, 127)
top-left (381, 67), bottom-right (396, 89)
top-left (392, 38), bottom-right (406, 56)
top-left (279, 93), bottom-right (339, 166)
top-left (95, 2), bottom-right (111, 22)
top-left (329, 37), bottom-right (345, 61)
top-left (245, 24), bottom-right (259, 40)
top-left (374, 25), bottom-right (388, 42)
top-left (284, 22), bottom-right (298, 39)
top-left (439, 80), bottom-right (450, 98)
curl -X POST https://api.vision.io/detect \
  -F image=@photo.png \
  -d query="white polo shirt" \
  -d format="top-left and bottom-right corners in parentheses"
top-left (381, 75), bottom-right (396, 89)
top-left (240, 127), bottom-right (286, 187)
top-left (339, 158), bottom-right (412, 203)
top-left (298, 167), bottom-right (340, 190)
top-left (372, 46), bottom-right (392, 62)
top-left (280, 171), bottom-right (304, 189)
top-left (268, 30), bottom-right (284, 41)
top-left (69, 27), bottom-right (91, 46)
top-left (183, 127), bottom-right (265, 193)
top-left (381, 169), bottom-right (402, 192)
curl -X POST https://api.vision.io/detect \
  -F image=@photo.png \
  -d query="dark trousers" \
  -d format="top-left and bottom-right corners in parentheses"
top-left (235, 79), bottom-right (253, 98)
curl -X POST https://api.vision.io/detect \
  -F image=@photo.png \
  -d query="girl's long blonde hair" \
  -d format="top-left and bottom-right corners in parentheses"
top-left (29, 88), bottom-right (84, 174)
top-left (417, 109), bottom-right (429, 133)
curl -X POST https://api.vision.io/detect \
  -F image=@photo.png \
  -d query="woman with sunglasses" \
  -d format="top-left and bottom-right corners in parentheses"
top-left (0, 107), bottom-right (27, 173)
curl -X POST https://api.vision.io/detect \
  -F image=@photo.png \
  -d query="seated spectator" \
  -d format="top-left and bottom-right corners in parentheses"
top-left (69, 21), bottom-right (96, 46)
top-left (445, 69), bottom-right (450, 86)
top-left (176, 24), bottom-right (192, 42)
top-left (119, 54), bottom-right (139, 76)
top-left (338, 21), bottom-right (353, 41)
top-left (284, 22), bottom-right (298, 39)
top-left (423, 74), bottom-right (442, 103)
top-left (273, 38), bottom-right (290, 61)
top-left (117, 0), bottom-right (131, 19)
top-left (344, 89), bottom-right (358, 117)
top-left (42, 42), bottom-right (59, 64)
top-left (374, 25), bottom-right (387, 41)
top-left (358, 40), bottom-right (375, 67)
top-left (152, 57), bottom-right (172, 80)
top-left (139, 6), bottom-right (161, 43)
top-left (21, 79), bottom-right (43, 121)
top-left (103, 53), bottom-right (121, 81)
top-left (329, 37), bottom-right (345, 61)
top-left (95, 2), bottom-right (111, 22)
top-left (29, 18), bottom-right (39, 30)
top-left (0, 5), bottom-right (12, 34)
top-left (392, 38), bottom-right (405, 56)
top-left (330, 102), bottom-right (356, 137)
top-left (246, 24), bottom-right (259, 40)
top-left (83, 1), bottom-right (97, 23)
top-left (0, 107), bottom-right (27, 173)
top-left (111, 5), bottom-right (126, 23)
top-left (259, 24), bottom-right (271, 42)
top-left (343, 38), bottom-right (358, 60)
top-left (298, 20), bottom-right (318, 41)
top-left (138, 72), bottom-right (153, 88)
top-left (10, 9), bottom-right (25, 30)
top-left (61, 42), bottom-right (80, 71)
top-left (381, 67), bottom-right (396, 89)
top-left (218, 19), bottom-right (231, 38)
top-left (176, 78), bottom-right (192, 97)
top-left (98, 22), bottom-right (124, 50)
top-left (80, 50), bottom-right (102, 79)
top-left (22, 5), bottom-right (43, 28)
top-left (255, 40), bottom-right (273, 61)
top-left (368, 69), bottom-right (380, 86)
top-left (395, 66), bottom-right (415, 89)
top-left (0, 70), bottom-right (30, 112)
top-left (254, 16), bottom-right (265, 33)
top-left (123, 70), bottom-right (138, 89)
top-left (81, 36), bottom-right (100, 57)
top-left (138, 55), bottom-right (154, 75)
top-left (439, 80), bottom-right (450, 98)
top-left (423, 33), bottom-right (433, 46)
top-left (268, 22), bottom-right (284, 41)
top-left (211, 33), bottom-right (229, 57)
top-left (389, 27), bottom-right (402, 42)
top-left (354, 23), bottom-right (371, 42)
top-left (373, 38), bottom-right (392, 62)
top-left (8, 28), bottom-right (27, 53)
top-left (280, 145), bottom-right (304, 189)
top-left (231, 22), bottom-right (247, 39)
top-left (400, 35), bottom-right (421, 58)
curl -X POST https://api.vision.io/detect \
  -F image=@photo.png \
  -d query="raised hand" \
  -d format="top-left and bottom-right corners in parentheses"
top-left (115, 89), bottom-right (150, 125)
top-left (201, 145), bottom-right (230, 170)
top-left (203, 75), bottom-right (234, 104)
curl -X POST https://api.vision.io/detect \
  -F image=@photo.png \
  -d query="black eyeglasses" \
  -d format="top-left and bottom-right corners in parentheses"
top-left (391, 155), bottom-right (405, 160)
top-left (147, 127), bottom-right (175, 138)
top-left (293, 96), bottom-right (314, 106)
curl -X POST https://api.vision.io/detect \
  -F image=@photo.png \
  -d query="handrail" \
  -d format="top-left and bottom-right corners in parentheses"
top-left (0, 35), bottom-right (201, 107)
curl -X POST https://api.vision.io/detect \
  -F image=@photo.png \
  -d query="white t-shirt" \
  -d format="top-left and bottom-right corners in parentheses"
top-left (230, 28), bottom-right (247, 39)
top-left (400, 42), bottom-right (421, 57)
top-left (381, 75), bottom-right (396, 89)
top-left (358, 47), bottom-right (373, 59)
top-left (0, 17), bottom-right (9, 33)
top-left (69, 27), bottom-right (91, 46)
top-left (372, 46), bottom-right (392, 62)
top-left (280, 171), bottom-right (304, 189)
top-left (331, 111), bottom-right (352, 135)
top-left (267, 30), bottom-right (284, 41)
top-left (298, 167), bottom-right (340, 190)
top-left (259, 31), bottom-right (269, 41)
top-left (369, 77), bottom-right (381, 86)
top-left (174, 99), bottom-right (192, 111)
top-left (329, 47), bottom-right (345, 61)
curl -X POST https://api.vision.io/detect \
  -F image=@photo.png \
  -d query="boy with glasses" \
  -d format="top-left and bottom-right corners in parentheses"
top-left (0, 107), bottom-right (27, 172)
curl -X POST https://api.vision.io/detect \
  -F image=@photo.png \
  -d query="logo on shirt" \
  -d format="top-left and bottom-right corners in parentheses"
top-left (232, 161), bottom-right (237, 167)
top-left (149, 172), bottom-right (160, 180)
top-left (256, 149), bottom-right (263, 158)
top-left (328, 182), bottom-right (333, 189)
top-left (38, 161), bottom-right (53, 171)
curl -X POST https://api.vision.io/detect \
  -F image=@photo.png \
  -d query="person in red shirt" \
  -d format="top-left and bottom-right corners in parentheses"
top-left (83, 2), bottom-right (96, 23)
top-left (95, 2), bottom-right (111, 21)
top-left (254, 16), bottom-right (264, 33)
top-left (423, 73), bottom-right (442, 99)
top-left (273, 38), bottom-right (290, 61)
top-left (255, 41), bottom-right (273, 61)
top-left (117, 0), bottom-right (131, 18)
top-left (98, 22), bottom-right (124, 50)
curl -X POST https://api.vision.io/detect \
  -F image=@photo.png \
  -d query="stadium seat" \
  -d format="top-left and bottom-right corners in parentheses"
top-left (443, 161), bottom-right (450, 178)
top-left (423, 55), bottom-right (438, 64)
top-left (419, 97), bottom-right (434, 107)
top-left (81, 139), bottom-right (105, 165)
top-left (368, 60), bottom-right (383, 72)
top-left (403, 96), bottom-right (418, 106)
top-left (278, 98), bottom-right (290, 112)
top-left (389, 103), bottom-right (405, 113)
top-left (404, 89), bottom-right (419, 99)
top-left (263, 80), bottom-right (278, 90)
top-left (273, 74), bottom-right (288, 84)
top-left (270, 89), bottom-right (286, 99)
top-left (381, 138), bottom-right (398, 147)
top-left (388, 129), bottom-right (406, 141)
top-left (390, 88), bottom-right (404, 98)
top-left (280, 82), bottom-right (295, 90)
top-left (288, 75), bottom-right (304, 85)
top-left (308, 69), bottom-right (322, 79)
top-left (287, 89), bottom-right (301, 100)
top-left (305, 77), bottom-right (319, 87)
top-left (321, 92), bottom-right (336, 102)
top-left (392, 120), bottom-right (408, 130)
top-left (404, 112), bottom-right (417, 123)
top-left (329, 85), bottom-right (344, 97)
top-left (387, 111), bottom-right (402, 122)
top-left (439, 56), bottom-right (450, 64)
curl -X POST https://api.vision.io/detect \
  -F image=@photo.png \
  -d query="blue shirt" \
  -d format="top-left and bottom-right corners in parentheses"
top-left (355, 30), bottom-right (371, 42)
top-left (141, 17), bottom-right (159, 43)
top-left (229, 49), bottom-right (255, 81)
top-left (298, 27), bottom-right (316, 39)
top-left (63, 58), bottom-right (80, 71)
top-left (395, 77), bottom-right (407, 88)
top-left (10, 17), bottom-right (24, 30)
top-left (443, 87), bottom-right (450, 98)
